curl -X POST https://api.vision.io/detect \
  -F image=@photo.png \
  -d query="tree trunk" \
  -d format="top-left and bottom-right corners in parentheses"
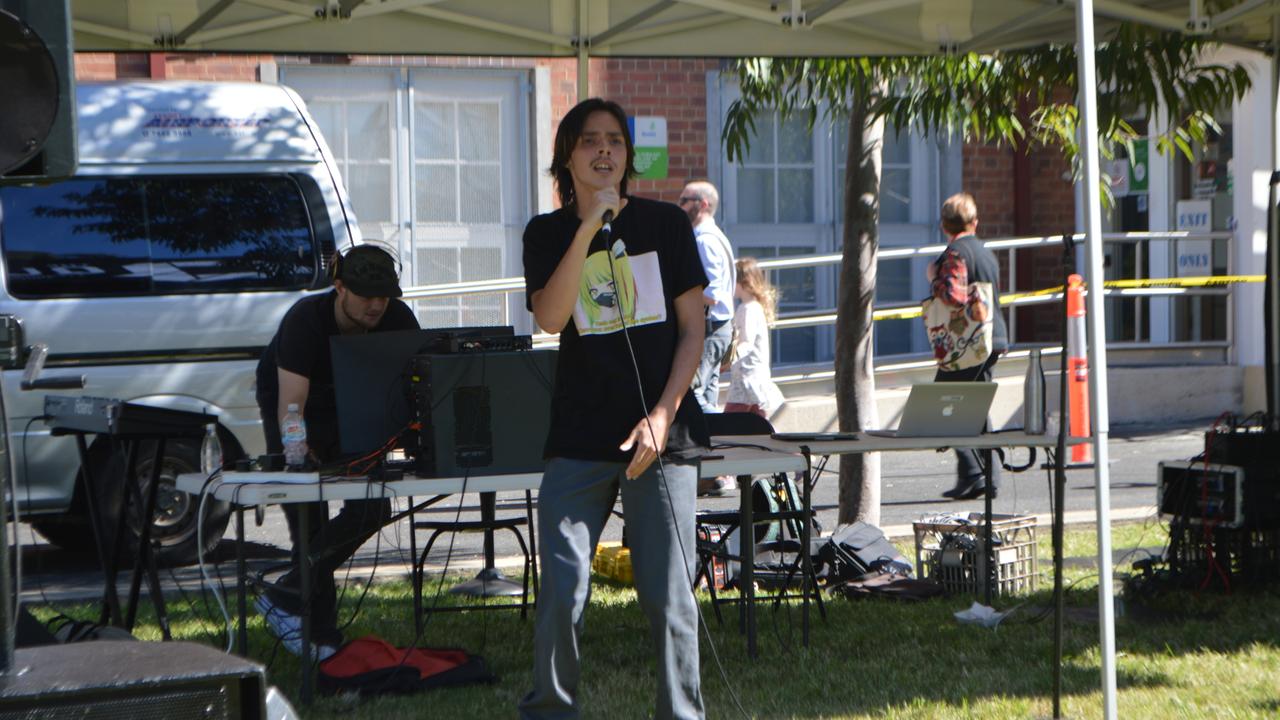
top-left (834, 94), bottom-right (883, 526)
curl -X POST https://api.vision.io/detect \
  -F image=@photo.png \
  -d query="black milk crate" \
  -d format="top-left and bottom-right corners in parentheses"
top-left (913, 513), bottom-right (1039, 598)
top-left (1167, 520), bottom-right (1280, 589)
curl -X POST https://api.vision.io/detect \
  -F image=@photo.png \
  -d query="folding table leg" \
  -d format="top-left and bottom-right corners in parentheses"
top-left (298, 511), bottom-right (313, 705)
top-left (800, 449), bottom-right (813, 646)
top-left (525, 489), bottom-right (539, 597)
top-left (983, 456), bottom-right (996, 606)
top-left (236, 505), bottom-right (248, 656)
top-left (737, 472), bottom-right (756, 659)
top-left (409, 496), bottom-right (422, 637)
top-left (1051, 447), bottom-right (1067, 718)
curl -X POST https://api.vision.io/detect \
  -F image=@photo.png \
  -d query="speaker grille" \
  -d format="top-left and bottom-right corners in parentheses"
top-left (0, 685), bottom-right (235, 720)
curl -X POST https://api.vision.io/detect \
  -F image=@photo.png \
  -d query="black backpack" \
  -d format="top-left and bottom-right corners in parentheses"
top-left (814, 521), bottom-right (912, 582)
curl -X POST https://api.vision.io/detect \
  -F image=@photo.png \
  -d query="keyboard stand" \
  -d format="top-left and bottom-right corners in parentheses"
top-left (51, 429), bottom-right (185, 639)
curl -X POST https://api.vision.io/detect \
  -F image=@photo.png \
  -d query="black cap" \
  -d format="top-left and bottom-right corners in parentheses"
top-left (338, 245), bottom-right (402, 298)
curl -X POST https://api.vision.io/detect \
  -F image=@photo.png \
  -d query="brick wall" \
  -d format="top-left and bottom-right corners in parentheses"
top-left (1020, 144), bottom-right (1078, 341)
top-left (74, 52), bottom-right (149, 80)
top-left (959, 135), bottom-right (1078, 343)
top-left (962, 142), bottom-right (1016, 239)
top-left (584, 58), bottom-right (721, 203)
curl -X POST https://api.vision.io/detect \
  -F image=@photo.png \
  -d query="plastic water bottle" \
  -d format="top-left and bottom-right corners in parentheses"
top-left (1024, 349), bottom-right (1046, 435)
top-left (200, 423), bottom-right (222, 474)
top-left (281, 403), bottom-right (307, 468)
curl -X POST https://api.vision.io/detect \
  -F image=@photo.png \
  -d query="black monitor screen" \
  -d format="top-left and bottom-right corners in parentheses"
top-left (329, 327), bottom-right (516, 457)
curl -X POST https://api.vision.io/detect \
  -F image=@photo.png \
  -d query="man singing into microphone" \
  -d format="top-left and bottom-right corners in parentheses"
top-left (519, 98), bottom-right (708, 720)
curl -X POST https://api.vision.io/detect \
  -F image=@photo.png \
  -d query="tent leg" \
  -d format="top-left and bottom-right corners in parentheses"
top-left (1074, 1), bottom-right (1119, 718)
top-left (577, 0), bottom-right (589, 101)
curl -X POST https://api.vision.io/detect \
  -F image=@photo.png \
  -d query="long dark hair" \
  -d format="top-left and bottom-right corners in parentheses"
top-left (550, 98), bottom-right (636, 208)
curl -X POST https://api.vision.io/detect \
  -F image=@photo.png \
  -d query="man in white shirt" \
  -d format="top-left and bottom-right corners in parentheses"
top-left (680, 180), bottom-right (735, 413)
top-left (681, 180), bottom-right (736, 497)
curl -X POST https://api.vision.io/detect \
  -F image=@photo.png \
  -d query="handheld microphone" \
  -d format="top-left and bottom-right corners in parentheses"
top-left (601, 209), bottom-right (615, 236)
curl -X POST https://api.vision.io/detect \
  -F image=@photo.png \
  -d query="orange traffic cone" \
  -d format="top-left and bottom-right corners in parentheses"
top-left (1066, 274), bottom-right (1093, 464)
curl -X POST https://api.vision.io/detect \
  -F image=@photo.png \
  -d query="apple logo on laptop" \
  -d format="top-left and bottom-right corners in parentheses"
top-left (941, 404), bottom-right (955, 417)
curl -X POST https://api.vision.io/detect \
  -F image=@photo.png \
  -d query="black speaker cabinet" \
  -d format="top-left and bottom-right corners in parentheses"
top-left (0, 641), bottom-right (267, 719)
top-left (1201, 428), bottom-right (1280, 529)
top-left (408, 349), bottom-right (556, 478)
top-left (0, 0), bottom-right (77, 181)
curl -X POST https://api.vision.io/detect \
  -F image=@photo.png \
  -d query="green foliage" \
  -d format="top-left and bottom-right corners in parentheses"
top-left (724, 24), bottom-right (1252, 177)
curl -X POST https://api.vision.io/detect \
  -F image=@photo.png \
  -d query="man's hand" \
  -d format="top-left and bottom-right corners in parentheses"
top-left (586, 188), bottom-right (621, 231)
top-left (619, 407), bottom-right (672, 479)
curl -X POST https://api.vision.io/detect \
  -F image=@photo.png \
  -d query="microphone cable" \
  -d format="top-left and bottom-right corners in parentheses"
top-left (602, 221), bottom-right (751, 720)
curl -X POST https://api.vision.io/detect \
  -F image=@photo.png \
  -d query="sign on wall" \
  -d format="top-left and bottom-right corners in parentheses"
top-left (628, 116), bottom-right (667, 180)
top-left (1128, 140), bottom-right (1148, 193)
top-left (1174, 199), bottom-right (1212, 277)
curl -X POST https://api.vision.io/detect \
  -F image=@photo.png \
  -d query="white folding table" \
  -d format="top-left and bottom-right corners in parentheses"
top-left (176, 444), bottom-right (806, 703)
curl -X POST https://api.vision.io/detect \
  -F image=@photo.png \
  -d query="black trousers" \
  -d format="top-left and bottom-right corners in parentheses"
top-left (258, 407), bottom-right (390, 642)
top-left (934, 353), bottom-right (1000, 490)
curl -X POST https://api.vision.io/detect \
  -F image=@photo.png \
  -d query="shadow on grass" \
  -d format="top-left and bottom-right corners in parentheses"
top-left (1117, 582), bottom-right (1280, 658)
top-left (42, 577), bottom-right (1179, 719)
top-left (27, 567), bottom-right (1280, 719)
top-left (1254, 698), bottom-right (1280, 714)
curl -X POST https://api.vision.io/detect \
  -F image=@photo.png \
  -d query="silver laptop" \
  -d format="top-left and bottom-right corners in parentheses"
top-left (873, 382), bottom-right (998, 438)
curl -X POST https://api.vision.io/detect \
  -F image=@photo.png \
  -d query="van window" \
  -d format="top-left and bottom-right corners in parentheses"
top-left (0, 175), bottom-right (320, 298)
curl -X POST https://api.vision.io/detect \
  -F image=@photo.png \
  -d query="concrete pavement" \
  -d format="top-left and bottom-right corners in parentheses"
top-left (16, 422), bottom-right (1205, 605)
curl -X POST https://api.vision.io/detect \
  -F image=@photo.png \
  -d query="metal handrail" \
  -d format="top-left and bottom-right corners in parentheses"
top-left (397, 229), bottom-right (1233, 299)
top-left (398, 229), bottom-right (1238, 353)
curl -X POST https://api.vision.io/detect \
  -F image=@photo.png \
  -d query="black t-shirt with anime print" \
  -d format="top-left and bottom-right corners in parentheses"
top-left (523, 195), bottom-right (710, 463)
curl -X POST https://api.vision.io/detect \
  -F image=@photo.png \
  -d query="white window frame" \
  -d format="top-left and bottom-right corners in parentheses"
top-left (709, 73), bottom-right (946, 361)
top-left (279, 64), bottom-right (538, 332)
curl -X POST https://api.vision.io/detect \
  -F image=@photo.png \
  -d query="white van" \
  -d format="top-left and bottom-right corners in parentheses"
top-left (0, 81), bottom-right (360, 563)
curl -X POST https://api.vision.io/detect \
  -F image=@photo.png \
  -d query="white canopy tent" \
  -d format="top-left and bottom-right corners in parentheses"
top-left (69, 2), bottom-right (1280, 717)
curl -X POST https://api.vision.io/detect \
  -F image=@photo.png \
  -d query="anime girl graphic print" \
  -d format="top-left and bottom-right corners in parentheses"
top-left (574, 238), bottom-right (667, 335)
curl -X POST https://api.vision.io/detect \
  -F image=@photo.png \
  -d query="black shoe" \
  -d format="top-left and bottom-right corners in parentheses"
top-left (942, 478), bottom-right (983, 500)
top-left (959, 483), bottom-right (994, 500)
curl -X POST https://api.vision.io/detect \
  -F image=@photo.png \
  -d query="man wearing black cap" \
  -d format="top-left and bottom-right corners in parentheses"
top-left (253, 244), bottom-right (419, 659)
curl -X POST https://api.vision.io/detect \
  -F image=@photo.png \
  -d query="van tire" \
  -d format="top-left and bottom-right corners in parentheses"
top-left (29, 515), bottom-right (94, 557)
top-left (33, 439), bottom-right (232, 567)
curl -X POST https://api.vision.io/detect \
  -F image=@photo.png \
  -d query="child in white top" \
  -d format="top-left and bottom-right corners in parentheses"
top-left (724, 257), bottom-right (784, 417)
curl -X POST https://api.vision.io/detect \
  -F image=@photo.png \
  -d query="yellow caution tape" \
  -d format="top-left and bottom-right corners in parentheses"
top-left (872, 275), bottom-right (1264, 322)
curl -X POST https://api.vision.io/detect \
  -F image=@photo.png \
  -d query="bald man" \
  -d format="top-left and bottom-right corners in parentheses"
top-left (680, 180), bottom-right (736, 495)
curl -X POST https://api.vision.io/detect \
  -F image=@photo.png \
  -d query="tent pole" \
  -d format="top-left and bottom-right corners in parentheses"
top-left (577, 0), bottom-right (590, 101)
top-left (1269, 0), bottom-right (1280, 428)
top-left (1074, 1), bottom-right (1118, 718)
top-left (1274, 2), bottom-right (1279, 176)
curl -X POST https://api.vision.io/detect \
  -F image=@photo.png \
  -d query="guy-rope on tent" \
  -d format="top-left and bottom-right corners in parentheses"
top-left (69, 2), bottom-right (1280, 718)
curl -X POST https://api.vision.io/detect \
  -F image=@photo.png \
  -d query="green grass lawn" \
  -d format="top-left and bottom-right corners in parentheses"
top-left (30, 520), bottom-right (1280, 719)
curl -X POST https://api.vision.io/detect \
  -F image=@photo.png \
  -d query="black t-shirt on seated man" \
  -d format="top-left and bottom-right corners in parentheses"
top-left (523, 195), bottom-right (710, 463)
top-left (256, 290), bottom-right (419, 461)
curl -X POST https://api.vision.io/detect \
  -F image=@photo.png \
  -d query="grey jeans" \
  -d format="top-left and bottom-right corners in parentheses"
top-left (518, 458), bottom-right (704, 720)
top-left (692, 318), bottom-right (733, 412)
top-left (935, 353), bottom-right (1001, 489)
